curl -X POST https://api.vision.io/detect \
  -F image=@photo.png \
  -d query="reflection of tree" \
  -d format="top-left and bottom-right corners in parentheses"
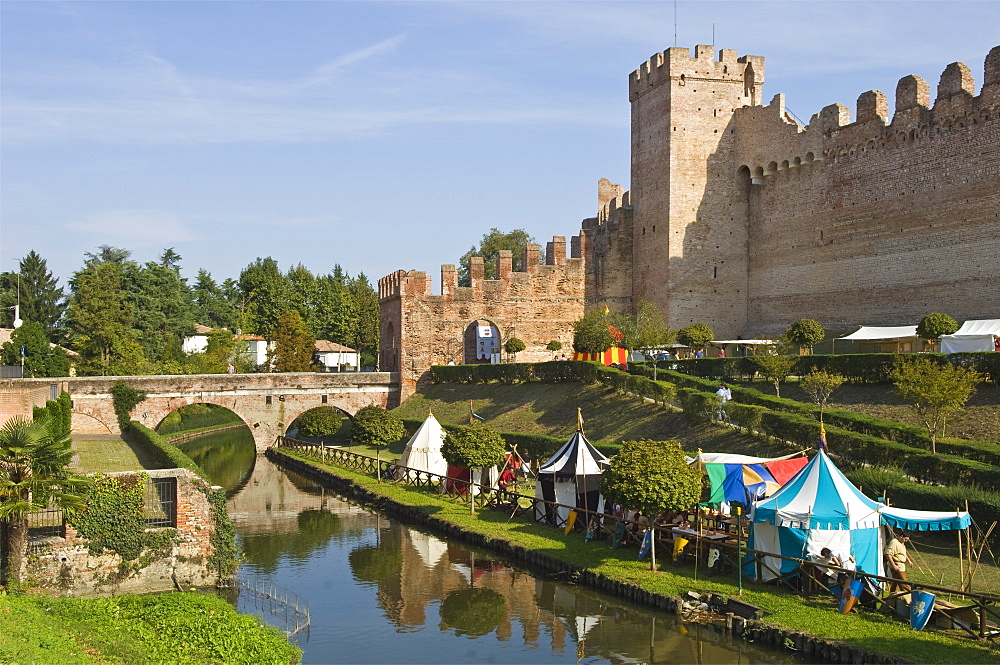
top-left (239, 509), bottom-right (342, 574)
top-left (178, 427), bottom-right (256, 494)
top-left (349, 544), bottom-right (404, 584)
top-left (439, 588), bottom-right (505, 637)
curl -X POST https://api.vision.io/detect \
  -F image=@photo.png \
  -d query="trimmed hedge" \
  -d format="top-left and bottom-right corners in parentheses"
top-left (128, 422), bottom-right (211, 481)
top-left (32, 391), bottom-right (73, 438)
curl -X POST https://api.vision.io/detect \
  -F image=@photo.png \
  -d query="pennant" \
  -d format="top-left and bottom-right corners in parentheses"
top-left (469, 400), bottom-right (485, 423)
top-left (564, 510), bottom-right (578, 535)
top-left (819, 424), bottom-right (828, 452)
top-left (638, 528), bottom-right (652, 559)
top-left (577, 407), bottom-right (584, 433)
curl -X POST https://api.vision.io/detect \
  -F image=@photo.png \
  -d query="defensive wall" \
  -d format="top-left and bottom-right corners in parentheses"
top-left (379, 241), bottom-right (586, 399)
top-left (3, 372), bottom-right (398, 451)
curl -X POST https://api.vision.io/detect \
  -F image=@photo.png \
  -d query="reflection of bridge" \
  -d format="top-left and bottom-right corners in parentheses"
top-left (18, 372), bottom-right (399, 450)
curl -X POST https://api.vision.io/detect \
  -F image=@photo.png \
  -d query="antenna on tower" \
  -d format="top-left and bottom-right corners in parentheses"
top-left (713, 23), bottom-right (715, 45)
top-left (674, 0), bottom-right (678, 47)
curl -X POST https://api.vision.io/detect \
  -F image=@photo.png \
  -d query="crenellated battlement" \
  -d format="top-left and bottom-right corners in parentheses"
top-left (628, 45), bottom-right (764, 101)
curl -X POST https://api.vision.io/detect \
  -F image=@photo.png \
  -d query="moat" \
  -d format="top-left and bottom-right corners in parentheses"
top-left (181, 427), bottom-right (800, 664)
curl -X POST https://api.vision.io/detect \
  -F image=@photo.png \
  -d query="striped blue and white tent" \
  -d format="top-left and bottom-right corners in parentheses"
top-left (748, 450), bottom-right (970, 582)
top-left (534, 429), bottom-right (610, 526)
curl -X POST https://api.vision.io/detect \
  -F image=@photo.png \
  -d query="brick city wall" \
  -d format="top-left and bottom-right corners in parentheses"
top-left (379, 241), bottom-right (586, 399)
top-left (25, 469), bottom-right (219, 596)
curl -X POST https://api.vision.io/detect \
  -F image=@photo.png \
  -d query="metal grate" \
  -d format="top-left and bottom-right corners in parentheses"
top-left (144, 476), bottom-right (177, 527)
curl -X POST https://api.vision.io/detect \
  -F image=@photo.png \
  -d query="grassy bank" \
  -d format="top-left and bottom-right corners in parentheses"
top-left (276, 448), bottom-right (996, 664)
top-left (0, 591), bottom-right (301, 665)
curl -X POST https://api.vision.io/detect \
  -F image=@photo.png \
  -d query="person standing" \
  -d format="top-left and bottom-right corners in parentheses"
top-left (885, 531), bottom-right (913, 593)
top-left (715, 383), bottom-right (732, 421)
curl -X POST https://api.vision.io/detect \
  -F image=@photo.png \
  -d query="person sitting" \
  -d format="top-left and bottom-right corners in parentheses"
top-left (810, 547), bottom-right (842, 587)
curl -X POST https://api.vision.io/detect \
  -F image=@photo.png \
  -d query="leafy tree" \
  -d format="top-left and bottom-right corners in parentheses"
top-left (458, 228), bottom-right (535, 286)
top-left (627, 300), bottom-right (675, 379)
top-left (677, 323), bottom-right (713, 352)
top-left (442, 422), bottom-right (507, 514)
top-left (752, 342), bottom-right (798, 397)
top-left (193, 269), bottom-right (237, 329)
top-left (110, 381), bottom-right (147, 432)
top-left (238, 257), bottom-right (290, 338)
top-left (66, 260), bottom-right (142, 375)
top-left (296, 407), bottom-right (343, 438)
top-left (785, 318), bottom-right (825, 354)
top-left (122, 250), bottom-right (197, 361)
top-left (314, 267), bottom-right (357, 345)
top-left (890, 357), bottom-right (983, 453)
top-left (0, 251), bottom-right (66, 340)
top-left (350, 405), bottom-right (406, 448)
top-left (286, 264), bottom-right (318, 331)
top-left (347, 273), bottom-right (380, 367)
top-left (270, 310), bottom-right (315, 372)
top-left (573, 308), bottom-right (615, 354)
top-left (799, 370), bottom-right (845, 424)
top-left (0, 416), bottom-right (90, 585)
top-left (545, 340), bottom-right (563, 356)
top-left (917, 313), bottom-right (959, 350)
top-left (503, 336), bottom-right (525, 360)
top-left (0, 321), bottom-right (70, 377)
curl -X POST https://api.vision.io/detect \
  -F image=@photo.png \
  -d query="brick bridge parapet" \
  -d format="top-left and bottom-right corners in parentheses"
top-left (7, 372), bottom-right (400, 451)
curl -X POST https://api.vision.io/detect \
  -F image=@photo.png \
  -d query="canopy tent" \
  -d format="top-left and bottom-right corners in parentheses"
top-left (748, 450), bottom-right (970, 582)
top-left (395, 412), bottom-right (448, 480)
top-left (940, 319), bottom-right (1000, 354)
top-left (573, 346), bottom-right (628, 367)
top-left (835, 326), bottom-right (919, 354)
top-left (534, 429), bottom-right (610, 526)
top-left (689, 452), bottom-right (808, 505)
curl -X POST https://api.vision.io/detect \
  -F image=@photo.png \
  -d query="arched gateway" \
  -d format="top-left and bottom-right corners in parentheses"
top-left (15, 372), bottom-right (399, 451)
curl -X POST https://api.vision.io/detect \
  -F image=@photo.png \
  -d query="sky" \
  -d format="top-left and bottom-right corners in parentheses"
top-left (3, 0), bottom-right (998, 291)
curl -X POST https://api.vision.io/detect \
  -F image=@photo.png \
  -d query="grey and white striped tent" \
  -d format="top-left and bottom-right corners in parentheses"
top-left (534, 430), bottom-right (610, 526)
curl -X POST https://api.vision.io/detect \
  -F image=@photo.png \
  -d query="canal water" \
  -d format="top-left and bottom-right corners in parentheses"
top-left (181, 428), bottom-right (800, 664)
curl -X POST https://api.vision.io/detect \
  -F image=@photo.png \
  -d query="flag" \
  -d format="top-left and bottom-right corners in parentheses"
top-left (602, 304), bottom-right (610, 316)
top-left (564, 510), bottom-right (578, 535)
top-left (469, 400), bottom-right (485, 423)
top-left (819, 424), bottom-right (828, 452)
top-left (576, 407), bottom-right (584, 432)
top-left (638, 528), bottom-right (652, 559)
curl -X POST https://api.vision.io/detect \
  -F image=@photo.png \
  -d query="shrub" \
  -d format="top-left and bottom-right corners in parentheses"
top-left (297, 407), bottom-right (343, 437)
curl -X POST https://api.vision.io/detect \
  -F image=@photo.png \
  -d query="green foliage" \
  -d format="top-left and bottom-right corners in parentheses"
top-left (192, 268), bottom-right (238, 329)
top-left (545, 340), bottom-right (563, 353)
top-left (891, 356), bottom-right (983, 452)
top-left (32, 392), bottom-right (73, 438)
top-left (155, 403), bottom-right (242, 436)
top-left (917, 312), bottom-right (959, 341)
top-left (503, 336), bottom-right (525, 359)
top-left (785, 318), bottom-right (825, 352)
top-left (573, 308), bottom-right (615, 354)
top-left (0, 321), bottom-right (70, 377)
top-left (349, 544), bottom-right (404, 583)
top-left (600, 439), bottom-right (702, 516)
top-left (0, 251), bottom-right (66, 339)
top-left (205, 486), bottom-right (240, 578)
top-left (442, 421), bottom-right (507, 469)
top-left (237, 257), bottom-right (290, 338)
top-left (70, 473), bottom-right (175, 561)
top-left (110, 381), bottom-right (147, 432)
top-left (752, 347), bottom-right (799, 397)
top-left (677, 323), bottom-right (713, 350)
top-left (297, 407), bottom-right (343, 437)
top-left (439, 588), bottom-right (506, 637)
top-left (128, 422), bottom-right (211, 478)
top-left (799, 369), bottom-right (846, 423)
top-left (350, 405), bottom-right (406, 447)
top-left (458, 227), bottom-right (535, 286)
top-left (66, 260), bottom-right (143, 375)
top-left (269, 309), bottom-right (315, 372)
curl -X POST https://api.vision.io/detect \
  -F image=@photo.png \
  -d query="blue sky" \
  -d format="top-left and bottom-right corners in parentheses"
top-left (3, 1), bottom-right (998, 289)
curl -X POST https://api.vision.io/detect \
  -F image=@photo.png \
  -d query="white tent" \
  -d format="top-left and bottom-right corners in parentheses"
top-left (940, 319), bottom-right (1000, 354)
top-left (396, 413), bottom-right (449, 481)
top-left (838, 325), bottom-right (918, 341)
top-left (534, 430), bottom-right (610, 526)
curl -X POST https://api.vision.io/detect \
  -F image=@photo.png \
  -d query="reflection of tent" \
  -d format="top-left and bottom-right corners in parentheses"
top-left (690, 452), bottom-right (808, 504)
top-left (534, 430), bottom-right (610, 525)
top-left (939, 319), bottom-right (1000, 354)
top-left (396, 413), bottom-right (448, 480)
top-left (573, 346), bottom-right (628, 367)
top-left (408, 531), bottom-right (449, 569)
top-left (749, 450), bottom-right (970, 582)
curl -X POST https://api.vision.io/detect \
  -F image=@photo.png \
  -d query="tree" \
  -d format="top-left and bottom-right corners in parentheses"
top-left (785, 319), bottom-right (825, 354)
top-left (314, 267), bottom-right (357, 345)
top-left (545, 340), bottom-right (563, 357)
top-left (573, 309), bottom-right (615, 354)
top-left (66, 261), bottom-right (142, 375)
top-left (0, 321), bottom-right (70, 377)
top-left (192, 269), bottom-right (237, 329)
top-left (752, 342), bottom-right (798, 397)
top-left (270, 310), bottom-right (315, 372)
top-left (442, 422), bottom-right (507, 514)
top-left (238, 257), bottom-right (290, 338)
top-left (917, 313), bottom-right (959, 351)
top-left (0, 251), bottom-right (66, 340)
top-left (503, 337), bottom-right (525, 360)
top-left (350, 405), bottom-right (406, 448)
top-left (110, 381), bottom-right (147, 432)
top-left (458, 228), bottom-right (536, 286)
top-left (799, 370), bottom-right (846, 425)
top-left (286, 264), bottom-right (319, 332)
top-left (0, 416), bottom-right (90, 585)
top-left (890, 356), bottom-right (983, 453)
top-left (347, 273), bottom-right (380, 368)
top-left (296, 407), bottom-right (343, 438)
top-left (628, 300), bottom-right (675, 380)
top-left (677, 323), bottom-right (713, 353)
top-left (600, 439), bottom-right (702, 568)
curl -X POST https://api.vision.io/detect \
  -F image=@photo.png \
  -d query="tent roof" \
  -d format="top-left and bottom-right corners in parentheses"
top-left (941, 319), bottom-right (1000, 337)
top-left (689, 452), bottom-right (800, 466)
top-left (538, 430), bottom-right (610, 480)
top-left (753, 451), bottom-right (970, 531)
top-left (839, 325), bottom-right (918, 341)
top-left (397, 413), bottom-right (448, 475)
top-left (709, 339), bottom-right (777, 346)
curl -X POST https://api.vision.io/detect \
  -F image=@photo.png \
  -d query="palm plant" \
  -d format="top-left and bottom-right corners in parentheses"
top-left (0, 416), bottom-right (90, 585)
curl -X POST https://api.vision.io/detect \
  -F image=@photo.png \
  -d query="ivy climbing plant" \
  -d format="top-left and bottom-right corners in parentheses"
top-left (110, 381), bottom-right (146, 432)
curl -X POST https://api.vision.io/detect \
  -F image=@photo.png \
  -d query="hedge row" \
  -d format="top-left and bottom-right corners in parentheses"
top-left (128, 422), bottom-right (211, 481)
top-left (630, 364), bottom-right (1000, 466)
top-left (32, 391), bottom-right (73, 438)
top-left (656, 351), bottom-right (1000, 384)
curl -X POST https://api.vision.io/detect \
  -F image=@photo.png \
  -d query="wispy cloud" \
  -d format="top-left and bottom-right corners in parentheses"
top-left (66, 209), bottom-right (199, 246)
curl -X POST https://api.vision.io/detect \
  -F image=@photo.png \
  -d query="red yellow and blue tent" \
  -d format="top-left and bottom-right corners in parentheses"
top-left (689, 452), bottom-right (809, 504)
top-left (573, 346), bottom-right (628, 366)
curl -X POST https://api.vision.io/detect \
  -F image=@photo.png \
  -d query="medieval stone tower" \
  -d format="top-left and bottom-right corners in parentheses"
top-left (628, 46), bottom-right (764, 336)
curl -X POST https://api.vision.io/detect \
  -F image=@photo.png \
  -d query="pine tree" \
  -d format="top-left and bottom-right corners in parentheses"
top-left (0, 251), bottom-right (66, 340)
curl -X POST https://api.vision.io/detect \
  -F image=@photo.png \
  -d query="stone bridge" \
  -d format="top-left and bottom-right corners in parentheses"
top-left (16, 372), bottom-right (399, 450)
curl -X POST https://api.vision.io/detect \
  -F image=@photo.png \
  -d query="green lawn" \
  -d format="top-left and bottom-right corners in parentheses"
top-left (70, 435), bottom-right (168, 473)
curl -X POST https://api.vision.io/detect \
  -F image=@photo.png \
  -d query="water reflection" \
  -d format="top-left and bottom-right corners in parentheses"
top-left (176, 427), bottom-right (256, 496)
top-left (198, 449), bottom-right (800, 664)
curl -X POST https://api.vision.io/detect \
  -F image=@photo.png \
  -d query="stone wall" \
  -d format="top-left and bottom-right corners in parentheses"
top-left (24, 469), bottom-right (219, 597)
